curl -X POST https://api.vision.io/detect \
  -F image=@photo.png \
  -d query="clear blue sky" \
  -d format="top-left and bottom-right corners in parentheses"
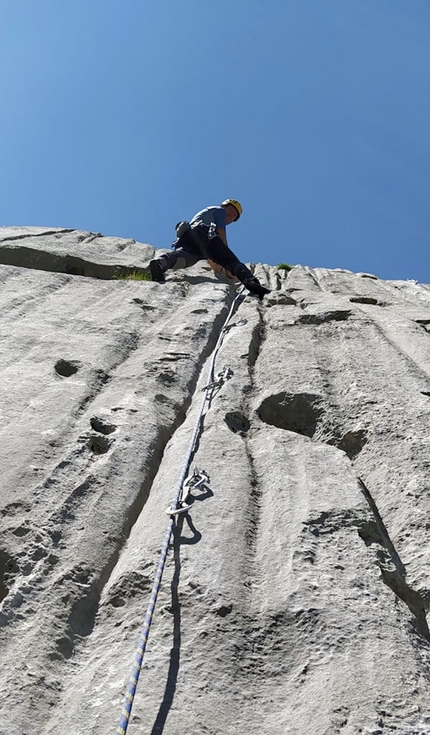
top-left (1, 0), bottom-right (429, 282)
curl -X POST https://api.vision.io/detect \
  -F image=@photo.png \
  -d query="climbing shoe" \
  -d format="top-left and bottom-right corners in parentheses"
top-left (149, 260), bottom-right (166, 283)
top-left (243, 278), bottom-right (271, 300)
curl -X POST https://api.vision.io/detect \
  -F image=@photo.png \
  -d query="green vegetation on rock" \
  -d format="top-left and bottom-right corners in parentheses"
top-left (113, 269), bottom-right (150, 281)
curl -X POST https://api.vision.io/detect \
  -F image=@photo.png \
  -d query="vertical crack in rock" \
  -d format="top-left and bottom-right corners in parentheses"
top-left (243, 306), bottom-right (266, 554)
top-left (357, 477), bottom-right (430, 642)
top-left (248, 317), bottom-right (265, 368)
top-left (243, 437), bottom-right (264, 553)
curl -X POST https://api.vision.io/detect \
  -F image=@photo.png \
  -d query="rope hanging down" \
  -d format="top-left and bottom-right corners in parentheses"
top-left (116, 287), bottom-right (246, 735)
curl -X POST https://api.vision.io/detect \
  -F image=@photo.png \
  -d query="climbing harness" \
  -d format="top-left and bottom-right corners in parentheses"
top-left (116, 287), bottom-right (246, 735)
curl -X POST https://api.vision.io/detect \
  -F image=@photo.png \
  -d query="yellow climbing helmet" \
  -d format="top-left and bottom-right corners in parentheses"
top-left (221, 198), bottom-right (243, 220)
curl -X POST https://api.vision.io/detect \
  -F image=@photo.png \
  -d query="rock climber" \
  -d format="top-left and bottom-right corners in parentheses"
top-left (148, 199), bottom-right (270, 299)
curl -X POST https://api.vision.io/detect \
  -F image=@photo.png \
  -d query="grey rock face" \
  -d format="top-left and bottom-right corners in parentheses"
top-left (1, 228), bottom-right (430, 734)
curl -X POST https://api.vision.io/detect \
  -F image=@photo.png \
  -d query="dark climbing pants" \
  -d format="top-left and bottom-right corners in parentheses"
top-left (155, 225), bottom-right (254, 283)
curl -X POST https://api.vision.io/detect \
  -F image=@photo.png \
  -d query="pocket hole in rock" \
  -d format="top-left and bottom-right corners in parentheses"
top-left (0, 551), bottom-right (19, 603)
top-left (54, 636), bottom-right (74, 660)
top-left (215, 604), bottom-right (233, 617)
top-left (257, 392), bottom-right (323, 438)
top-left (68, 586), bottom-right (100, 638)
top-left (88, 436), bottom-right (110, 454)
top-left (90, 417), bottom-right (117, 435)
top-left (225, 411), bottom-right (250, 434)
top-left (336, 430), bottom-right (368, 459)
top-left (350, 297), bottom-right (379, 305)
top-left (55, 359), bottom-right (81, 378)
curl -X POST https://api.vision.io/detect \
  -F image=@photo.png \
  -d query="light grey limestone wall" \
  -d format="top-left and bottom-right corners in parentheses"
top-left (0, 228), bottom-right (430, 735)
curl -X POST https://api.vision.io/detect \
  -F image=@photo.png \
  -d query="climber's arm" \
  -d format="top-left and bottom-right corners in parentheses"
top-left (216, 227), bottom-right (228, 245)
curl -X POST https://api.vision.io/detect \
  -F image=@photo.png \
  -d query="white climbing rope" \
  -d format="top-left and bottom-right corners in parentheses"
top-left (116, 287), bottom-right (247, 735)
